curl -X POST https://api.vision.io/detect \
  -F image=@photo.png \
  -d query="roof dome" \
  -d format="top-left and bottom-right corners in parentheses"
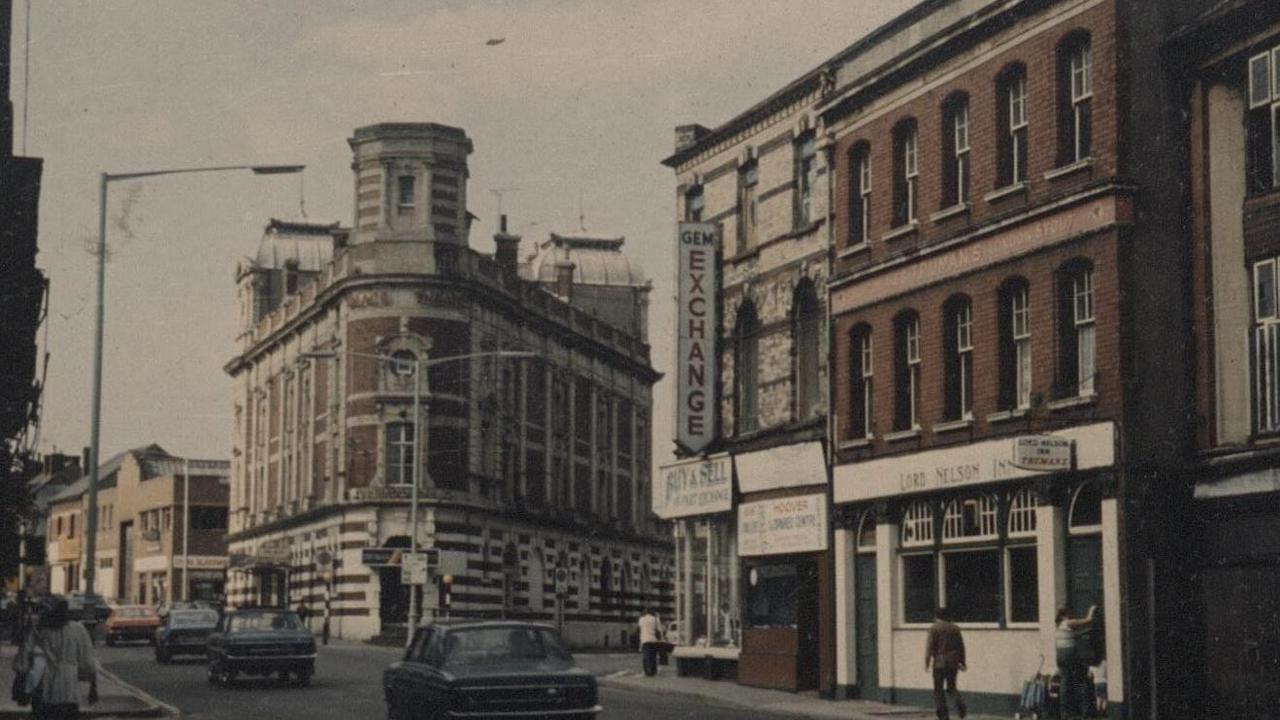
top-left (523, 234), bottom-right (648, 287)
top-left (254, 218), bottom-right (337, 272)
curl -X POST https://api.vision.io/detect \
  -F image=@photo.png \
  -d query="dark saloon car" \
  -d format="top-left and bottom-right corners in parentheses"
top-left (383, 622), bottom-right (601, 719)
top-left (207, 608), bottom-right (316, 687)
top-left (154, 609), bottom-right (220, 662)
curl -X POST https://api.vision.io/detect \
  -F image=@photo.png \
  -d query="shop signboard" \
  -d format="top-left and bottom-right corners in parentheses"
top-left (361, 547), bottom-right (401, 566)
top-left (172, 556), bottom-right (229, 570)
top-left (1012, 435), bottom-right (1073, 472)
top-left (735, 441), bottom-right (826, 493)
top-left (675, 222), bottom-right (718, 453)
top-left (654, 453), bottom-right (733, 519)
top-left (737, 493), bottom-right (828, 557)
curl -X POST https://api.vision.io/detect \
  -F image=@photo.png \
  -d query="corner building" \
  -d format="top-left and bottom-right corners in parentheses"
top-left (225, 123), bottom-right (669, 646)
top-left (822, 1), bottom-right (1212, 716)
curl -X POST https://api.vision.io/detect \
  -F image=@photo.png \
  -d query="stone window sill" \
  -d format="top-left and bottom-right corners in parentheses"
top-left (933, 417), bottom-right (973, 434)
top-left (986, 408), bottom-right (1029, 424)
top-left (930, 203), bottom-right (971, 223)
top-left (1047, 393), bottom-right (1097, 411)
top-left (881, 221), bottom-right (920, 243)
top-left (984, 182), bottom-right (1029, 204)
top-left (884, 427), bottom-right (921, 442)
top-left (837, 242), bottom-right (871, 260)
top-left (1044, 157), bottom-right (1094, 181)
top-left (839, 437), bottom-right (873, 450)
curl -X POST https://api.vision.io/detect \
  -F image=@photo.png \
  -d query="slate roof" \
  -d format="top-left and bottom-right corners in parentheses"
top-left (49, 444), bottom-right (169, 503)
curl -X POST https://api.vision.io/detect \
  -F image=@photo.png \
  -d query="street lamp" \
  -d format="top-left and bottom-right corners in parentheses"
top-left (84, 164), bottom-right (305, 599)
top-left (302, 347), bottom-right (535, 644)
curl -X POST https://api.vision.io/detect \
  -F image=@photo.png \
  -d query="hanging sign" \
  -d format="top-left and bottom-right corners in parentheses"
top-left (1011, 436), bottom-right (1074, 472)
top-left (675, 223), bottom-right (718, 453)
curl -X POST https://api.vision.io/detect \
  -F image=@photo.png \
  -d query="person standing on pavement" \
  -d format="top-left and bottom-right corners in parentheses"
top-left (636, 607), bottom-right (663, 677)
top-left (925, 607), bottom-right (967, 720)
top-left (14, 597), bottom-right (99, 720)
top-left (1056, 605), bottom-right (1097, 720)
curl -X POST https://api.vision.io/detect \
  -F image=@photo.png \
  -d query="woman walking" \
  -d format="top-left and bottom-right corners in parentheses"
top-left (13, 598), bottom-right (99, 720)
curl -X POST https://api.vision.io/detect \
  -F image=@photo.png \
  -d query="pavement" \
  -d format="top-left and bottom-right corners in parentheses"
top-left (0, 644), bottom-right (168, 719)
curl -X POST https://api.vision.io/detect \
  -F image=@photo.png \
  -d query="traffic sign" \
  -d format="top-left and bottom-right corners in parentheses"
top-left (554, 566), bottom-right (569, 595)
top-left (402, 553), bottom-right (430, 585)
top-left (314, 550), bottom-right (333, 571)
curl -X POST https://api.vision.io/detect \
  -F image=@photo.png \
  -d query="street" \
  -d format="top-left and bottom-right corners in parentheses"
top-left (96, 642), bottom-right (788, 720)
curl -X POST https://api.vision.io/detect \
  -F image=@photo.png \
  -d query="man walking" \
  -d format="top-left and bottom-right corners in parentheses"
top-left (636, 607), bottom-right (662, 677)
top-left (925, 607), bottom-right (966, 720)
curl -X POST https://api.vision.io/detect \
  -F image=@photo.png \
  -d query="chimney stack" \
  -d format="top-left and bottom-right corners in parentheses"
top-left (82, 446), bottom-right (91, 474)
top-left (493, 214), bottom-right (521, 281)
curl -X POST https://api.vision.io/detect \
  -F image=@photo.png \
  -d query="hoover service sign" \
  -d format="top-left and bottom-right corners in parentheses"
top-left (676, 222), bottom-right (718, 453)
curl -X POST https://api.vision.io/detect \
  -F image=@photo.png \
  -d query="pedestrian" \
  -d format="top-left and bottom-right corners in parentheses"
top-left (295, 600), bottom-right (311, 629)
top-left (925, 607), bottom-right (966, 720)
top-left (636, 607), bottom-right (663, 677)
top-left (13, 597), bottom-right (99, 720)
top-left (1055, 605), bottom-right (1097, 720)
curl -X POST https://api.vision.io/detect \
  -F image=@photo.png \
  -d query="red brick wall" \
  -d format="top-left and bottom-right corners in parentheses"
top-left (831, 1), bottom-right (1119, 275)
top-left (832, 230), bottom-right (1121, 462)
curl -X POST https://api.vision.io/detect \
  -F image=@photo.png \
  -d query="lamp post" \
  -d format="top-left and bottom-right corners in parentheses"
top-left (85, 164), bottom-right (305, 598)
top-left (302, 347), bottom-right (534, 645)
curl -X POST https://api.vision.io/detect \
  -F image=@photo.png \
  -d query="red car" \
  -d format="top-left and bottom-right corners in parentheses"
top-left (105, 605), bottom-right (162, 646)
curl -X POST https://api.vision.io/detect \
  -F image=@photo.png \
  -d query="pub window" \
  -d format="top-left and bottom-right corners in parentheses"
top-left (1007, 488), bottom-right (1039, 537)
top-left (1247, 47), bottom-right (1280, 193)
top-left (941, 93), bottom-right (970, 207)
top-left (792, 279), bottom-right (822, 421)
top-left (1057, 33), bottom-right (1093, 166)
top-left (997, 64), bottom-right (1029, 187)
top-left (738, 161), bottom-right (759, 253)
top-left (902, 500), bottom-right (938, 625)
top-left (1055, 260), bottom-right (1096, 398)
top-left (892, 118), bottom-right (919, 227)
top-left (1069, 481), bottom-right (1103, 531)
top-left (998, 278), bottom-right (1032, 410)
top-left (1005, 489), bottom-right (1039, 624)
top-left (848, 324), bottom-right (873, 440)
top-left (848, 142), bottom-right (871, 246)
top-left (942, 296), bottom-right (973, 422)
top-left (857, 512), bottom-right (877, 551)
top-left (893, 310), bottom-right (921, 431)
top-left (735, 300), bottom-right (761, 433)
top-left (901, 499), bottom-right (934, 547)
top-left (1257, 257), bottom-right (1280, 432)
top-left (941, 495), bottom-right (998, 541)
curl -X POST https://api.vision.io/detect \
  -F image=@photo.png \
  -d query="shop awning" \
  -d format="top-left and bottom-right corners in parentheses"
top-left (1194, 466), bottom-right (1280, 499)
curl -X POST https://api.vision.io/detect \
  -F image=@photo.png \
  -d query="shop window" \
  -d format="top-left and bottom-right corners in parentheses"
top-left (942, 549), bottom-right (1001, 623)
top-left (997, 64), bottom-right (1029, 187)
top-left (941, 495), bottom-right (998, 541)
top-left (1057, 33), bottom-right (1093, 166)
top-left (942, 296), bottom-right (973, 421)
top-left (746, 563), bottom-right (799, 628)
top-left (893, 311), bottom-right (921, 431)
top-left (1006, 544), bottom-right (1039, 624)
top-left (1254, 257), bottom-right (1280, 432)
top-left (1007, 488), bottom-right (1038, 537)
top-left (1069, 482), bottom-right (1103, 531)
top-left (892, 119), bottom-right (919, 227)
top-left (901, 499), bottom-right (934, 547)
top-left (677, 518), bottom-right (740, 646)
top-left (1056, 261), bottom-right (1096, 398)
top-left (792, 279), bottom-right (822, 421)
top-left (738, 161), bottom-right (759, 253)
top-left (796, 133), bottom-right (817, 227)
top-left (848, 324), bottom-right (873, 440)
top-left (1247, 46), bottom-right (1280, 193)
top-left (902, 554), bottom-right (936, 624)
top-left (735, 300), bottom-right (761, 433)
top-left (848, 142), bottom-right (871, 246)
top-left (941, 93), bottom-right (970, 207)
top-left (998, 278), bottom-right (1031, 410)
top-left (684, 185), bottom-right (704, 222)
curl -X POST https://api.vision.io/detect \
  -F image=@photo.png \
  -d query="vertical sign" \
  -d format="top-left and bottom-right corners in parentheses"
top-left (676, 222), bottom-right (718, 453)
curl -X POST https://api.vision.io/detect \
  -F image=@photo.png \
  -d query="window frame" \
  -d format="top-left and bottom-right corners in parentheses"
top-left (792, 281), bottom-right (822, 421)
top-left (848, 325), bottom-right (874, 440)
top-left (735, 301), bottom-right (761, 434)
top-left (385, 422), bottom-right (415, 486)
top-left (1058, 36), bottom-right (1093, 166)
top-left (397, 174), bottom-right (417, 213)
top-left (943, 298), bottom-right (974, 421)
top-left (848, 145), bottom-right (871, 246)
top-left (894, 312), bottom-right (921, 431)
top-left (738, 162), bottom-right (759, 253)
top-left (892, 120), bottom-right (919, 227)
top-left (1254, 257), bottom-right (1280, 433)
top-left (943, 96), bottom-right (971, 207)
top-left (1073, 269), bottom-right (1096, 396)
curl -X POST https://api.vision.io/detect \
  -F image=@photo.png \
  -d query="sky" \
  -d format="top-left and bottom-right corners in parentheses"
top-left (14, 0), bottom-right (918, 468)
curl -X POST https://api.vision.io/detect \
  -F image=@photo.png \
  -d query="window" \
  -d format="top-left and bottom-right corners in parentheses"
top-left (385, 422), bottom-right (414, 485)
top-left (901, 499), bottom-right (934, 547)
top-left (1069, 481), bottom-right (1102, 531)
top-left (1255, 257), bottom-right (1280, 432)
top-left (735, 300), bottom-right (761, 433)
top-left (892, 120), bottom-right (919, 226)
top-left (1056, 262), bottom-right (1096, 397)
top-left (190, 506), bottom-right (229, 531)
top-left (998, 280), bottom-right (1032, 410)
top-left (1007, 545), bottom-right (1039, 623)
top-left (397, 175), bottom-right (416, 213)
top-left (997, 65), bottom-right (1029, 187)
top-left (943, 297), bottom-right (973, 421)
top-left (943, 549), bottom-right (1001, 623)
top-left (942, 95), bottom-right (970, 207)
top-left (902, 553), bottom-right (937, 624)
top-left (792, 280), bottom-right (821, 421)
top-left (738, 162), bottom-right (759, 252)
top-left (893, 311), bottom-right (921, 431)
top-left (941, 495), bottom-right (998, 541)
top-left (1058, 35), bottom-right (1093, 165)
top-left (69, 514), bottom-right (75, 539)
top-left (1247, 48), bottom-right (1280, 193)
top-left (848, 325), bottom-right (873, 440)
top-left (848, 143), bottom-right (871, 245)
top-left (857, 512), bottom-right (877, 551)
top-left (746, 562), bottom-right (804, 628)
top-left (796, 134), bottom-right (817, 226)
top-left (685, 185), bottom-right (704, 222)
top-left (1007, 489), bottom-right (1038, 537)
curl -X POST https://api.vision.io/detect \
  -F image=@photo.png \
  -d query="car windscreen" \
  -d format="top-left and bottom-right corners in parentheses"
top-left (170, 610), bottom-right (219, 627)
top-left (440, 627), bottom-right (572, 668)
top-left (228, 612), bottom-right (302, 632)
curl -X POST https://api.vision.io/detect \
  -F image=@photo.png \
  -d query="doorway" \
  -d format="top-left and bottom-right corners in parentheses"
top-left (854, 553), bottom-right (879, 695)
top-left (1201, 562), bottom-right (1280, 718)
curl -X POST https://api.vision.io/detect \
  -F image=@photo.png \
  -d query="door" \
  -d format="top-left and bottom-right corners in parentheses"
top-left (796, 560), bottom-right (820, 691)
top-left (854, 553), bottom-right (879, 694)
top-left (118, 521), bottom-right (134, 601)
top-left (1067, 535), bottom-right (1103, 615)
top-left (1202, 563), bottom-right (1280, 719)
top-left (380, 566), bottom-right (409, 627)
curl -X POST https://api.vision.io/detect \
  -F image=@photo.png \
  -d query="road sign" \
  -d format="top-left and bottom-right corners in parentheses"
top-left (554, 566), bottom-right (569, 595)
top-left (314, 550), bottom-right (333, 571)
top-left (361, 547), bottom-right (399, 566)
top-left (402, 553), bottom-right (430, 585)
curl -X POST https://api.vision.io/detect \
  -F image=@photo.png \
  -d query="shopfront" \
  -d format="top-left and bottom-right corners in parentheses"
top-left (832, 422), bottom-right (1126, 715)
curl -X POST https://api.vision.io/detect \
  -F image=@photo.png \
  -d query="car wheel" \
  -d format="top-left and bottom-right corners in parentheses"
top-left (295, 671), bottom-right (312, 688)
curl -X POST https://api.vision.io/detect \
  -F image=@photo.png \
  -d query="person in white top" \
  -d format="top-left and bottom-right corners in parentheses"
top-left (636, 607), bottom-right (663, 677)
top-left (14, 597), bottom-right (99, 720)
top-left (1055, 605), bottom-right (1096, 720)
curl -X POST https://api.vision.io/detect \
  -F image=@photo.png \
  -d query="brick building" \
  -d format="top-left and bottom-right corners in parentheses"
top-left (1171, 2), bottom-right (1280, 717)
top-left (819, 1), bottom-right (1212, 716)
top-left (224, 122), bottom-right (670, 646)
top-left (659, 65), bottom-right (833, 689)
top-left (45, 444), bottom-right (230, 604)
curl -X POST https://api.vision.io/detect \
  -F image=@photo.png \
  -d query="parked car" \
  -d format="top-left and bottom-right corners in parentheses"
top-left (65, 592), bottom-right (112, 631)
top-left (207, 608), bottom-right (316, 687)
top-left (154, 608), bottom-right (220, 663)
top-left (104, 605), bottom-right (162, 646)
top-left (383, 622), bottom-right (602, 719)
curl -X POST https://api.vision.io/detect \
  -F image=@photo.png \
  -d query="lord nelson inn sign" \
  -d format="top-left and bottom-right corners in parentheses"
top-left (676, 222), bottom-right (718, 453)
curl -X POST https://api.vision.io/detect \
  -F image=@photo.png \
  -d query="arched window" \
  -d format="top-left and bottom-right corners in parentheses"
top-left (792, 280), bottom-right (822, 421)
top-left (996, 63), bottom-right (1028, 187)
top-left (1006, 488), bottom-right (1040, 624)
top-left (735, 300), bottom-right (761, 433)
top-left (942, 296), bottom-right (973, 421)
top-left (857, 512), bottom-right (877, 552)
top-left (941, 93), bottom-right (970, 207)
top-left (901, 500), bottom-right (936, 623)
top-left (942, 495), bottom-right (999, 541)
top-left (901, 500), bottom-right (934, 547)
top-left (998, 278), bottom-right (1032, 410)
top-left (1007, 488), bottom-right (1038, 537)
top-left (1055, 260), bottom-right (1096, 397)
top-left (848, 324), bottom-right (873, 440)
top-left (1069, 482), bottom-right (1103, 532)
top-left (893, 310), bottom-right (921, 431)
top-left (1057, 32), bottom-right (1093, 166)
top-left (892, 118), bottom-right (919, 226)
top-left (848, 142), bottom-right (872, 246)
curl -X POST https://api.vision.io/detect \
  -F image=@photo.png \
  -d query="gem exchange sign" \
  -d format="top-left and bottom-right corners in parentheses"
top-left (676, 223), bottom-right (718, 452)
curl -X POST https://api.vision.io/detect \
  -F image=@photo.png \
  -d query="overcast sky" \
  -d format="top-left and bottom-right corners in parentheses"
top-left (15, 0), bottom-right (917, 467)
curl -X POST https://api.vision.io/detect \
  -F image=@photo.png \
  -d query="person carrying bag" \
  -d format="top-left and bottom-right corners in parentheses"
top-left (12, 598), bottom-right (99, 720)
